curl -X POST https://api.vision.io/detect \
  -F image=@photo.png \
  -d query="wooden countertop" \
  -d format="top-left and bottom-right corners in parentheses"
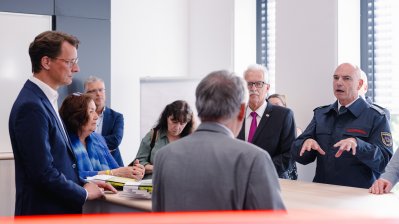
top-left (279, 179), bottom-right (399, 217)
top-left (103, 192), bottom-right (152, 211)
top-left (102, 179), bottom-right (399, 217)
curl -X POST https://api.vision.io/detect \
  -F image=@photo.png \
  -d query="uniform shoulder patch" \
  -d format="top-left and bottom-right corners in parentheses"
top-left (381, 132), bottom-right (393, 147)
top-left (370, 104), bottom-right (386, 115)
top-left (313, 105), bottom-right (329, 112)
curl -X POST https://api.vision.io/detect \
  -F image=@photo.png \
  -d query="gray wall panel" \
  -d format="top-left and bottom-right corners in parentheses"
top-left (0, 0), bottom-right (53, 15)
top-left (56, 16), bottom-right (111, 106)
top-left (55, 0), bottom-right (110, 19)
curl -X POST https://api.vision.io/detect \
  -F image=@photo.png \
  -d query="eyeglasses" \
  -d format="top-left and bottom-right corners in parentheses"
top-left (247, 81), bottom-right (266, 88)
top-left (53, 57), bottom-right (79, 68)
top-left (86, 88), bottom-right (105, 94)
top-left (72, 92), bottom-right (83, 96)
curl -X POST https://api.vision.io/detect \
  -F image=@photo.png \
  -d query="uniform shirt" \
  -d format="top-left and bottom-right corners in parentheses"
top-left (291, 97), bottom-right (393, 188)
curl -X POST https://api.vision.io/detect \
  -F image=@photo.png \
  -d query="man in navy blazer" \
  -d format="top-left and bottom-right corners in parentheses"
top-left (9, 31), bottom-right (115, 215)
top-left (84, 76), bottom-right (124, 166)
top-left (237, 64), bottom-right (297, 179)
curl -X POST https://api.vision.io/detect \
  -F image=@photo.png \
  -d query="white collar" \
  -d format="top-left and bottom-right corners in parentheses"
top-left (246, 100), bottom-right (267, 118)
top-left (29, 75), bottom-right (59, 103)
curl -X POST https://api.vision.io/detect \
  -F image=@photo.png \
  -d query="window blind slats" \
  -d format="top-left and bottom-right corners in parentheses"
top-left (257, 0), bottom-right (275, 94)
top-left (365, 0), bottom-right (399, 114)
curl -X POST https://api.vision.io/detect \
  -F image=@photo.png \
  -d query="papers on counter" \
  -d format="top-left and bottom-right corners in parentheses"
top-left (87, 175), bottom-right (152, 199)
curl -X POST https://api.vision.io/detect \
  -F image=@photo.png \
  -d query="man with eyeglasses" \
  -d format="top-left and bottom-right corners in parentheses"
top-left (84, 76), bottom-right (125, 166)
top-left (9, 31), bottom-right (116, 216)
top-left (237, 64), bottom-right (297, 180)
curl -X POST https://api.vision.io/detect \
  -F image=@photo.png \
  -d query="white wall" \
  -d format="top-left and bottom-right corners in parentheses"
top-left (275, 0), bottom-right (360, 181)
top-left (188, 0), bottom-right (235, 77)
top-left (338, 0), bottom-right (360, 65)
top-left (234, 0), bottom-right (257, 74)
top-left (111, 0), bottom-right (190, 165)
top-left (276, 0), bottom-right (338, 181)
top-left (112, 0), bottom-right (360, 180)
top-left (112, 0), bottom-right (242, 164)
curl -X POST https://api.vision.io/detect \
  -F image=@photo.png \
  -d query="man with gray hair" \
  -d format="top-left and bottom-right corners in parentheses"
top-left (238, 64), bottom-right (297, 179)
top-left (152, 70), bottom-right (285, 211)
top-left (84, 76), bottom-right (125, 166)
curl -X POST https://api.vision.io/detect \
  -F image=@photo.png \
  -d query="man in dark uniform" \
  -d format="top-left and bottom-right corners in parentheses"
top-left (291, 63), bottom-right (393, 188)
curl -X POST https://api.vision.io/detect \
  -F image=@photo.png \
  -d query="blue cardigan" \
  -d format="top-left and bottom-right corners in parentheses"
top-left (70, 132), bottom-right (120, 179)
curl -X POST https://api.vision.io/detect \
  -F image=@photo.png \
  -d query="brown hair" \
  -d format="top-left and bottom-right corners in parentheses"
top-left (59, 93), bottom-right (93, 135)
top-left (154, 100), bottom-right (194, 137)
top-left (268, 93), bottom-right (287, 107)
top-left (29, 31), bottom-right (80, 73)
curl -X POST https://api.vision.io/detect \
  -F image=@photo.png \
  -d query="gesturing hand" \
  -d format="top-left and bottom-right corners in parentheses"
top-left (333, 137), bottom-right (357, 158)
top-left (300, 138), bottom-right (326, 156)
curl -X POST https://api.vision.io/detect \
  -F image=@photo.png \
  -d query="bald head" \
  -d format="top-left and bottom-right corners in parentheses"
top-left (334, 63), bottom-right (361, 79)
top-left (333, 63), bottom-right (363, 106)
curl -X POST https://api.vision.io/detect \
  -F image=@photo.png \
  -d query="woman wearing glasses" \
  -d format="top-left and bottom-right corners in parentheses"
top-left (59, 93), bottom-right (145, 180)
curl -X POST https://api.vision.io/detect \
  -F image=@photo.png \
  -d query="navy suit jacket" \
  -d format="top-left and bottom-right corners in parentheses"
top-left (238, 102), bottom-right (297, 179)
top-left (9, 80), bottom-right (86, 215)
top-left (102, 107), bottom-right (124, 166)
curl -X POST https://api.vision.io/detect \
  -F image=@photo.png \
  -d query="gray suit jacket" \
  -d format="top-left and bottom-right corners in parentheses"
top-left (152, 122), bottom-right (285, 211)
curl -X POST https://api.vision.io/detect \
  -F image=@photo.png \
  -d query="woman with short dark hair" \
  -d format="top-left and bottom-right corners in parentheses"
top-left (60, 93), bottom-right (144, 180)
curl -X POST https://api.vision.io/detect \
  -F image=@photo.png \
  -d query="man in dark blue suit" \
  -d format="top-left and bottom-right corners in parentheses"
top-left (8, 31), bottom-right (116, 216)
top-left (238, 64), bottom-right (297, 179)
top-left (84, 76), bottom-right (124, 166)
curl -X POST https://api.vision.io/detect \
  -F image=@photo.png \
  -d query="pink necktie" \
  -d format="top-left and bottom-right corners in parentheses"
top-left (248, 112), bottom-right (257, 143)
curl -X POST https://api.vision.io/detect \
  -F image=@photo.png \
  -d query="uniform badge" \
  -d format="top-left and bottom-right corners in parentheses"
top-left (381, 132), bottom-right (393, 147)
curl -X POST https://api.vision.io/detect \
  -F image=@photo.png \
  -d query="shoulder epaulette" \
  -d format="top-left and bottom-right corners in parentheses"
top-left (313, 105), bottom-right (329, 111)
top-left (370, 104), bottom-right (385, 115)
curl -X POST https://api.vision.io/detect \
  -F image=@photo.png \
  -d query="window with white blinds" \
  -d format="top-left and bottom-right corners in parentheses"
top-left (362, 0), bottom-right (399, 114)
top-left (362, 0), bottom-right (399, 148)
top-left (257, 0), bottom-right (275, 94)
